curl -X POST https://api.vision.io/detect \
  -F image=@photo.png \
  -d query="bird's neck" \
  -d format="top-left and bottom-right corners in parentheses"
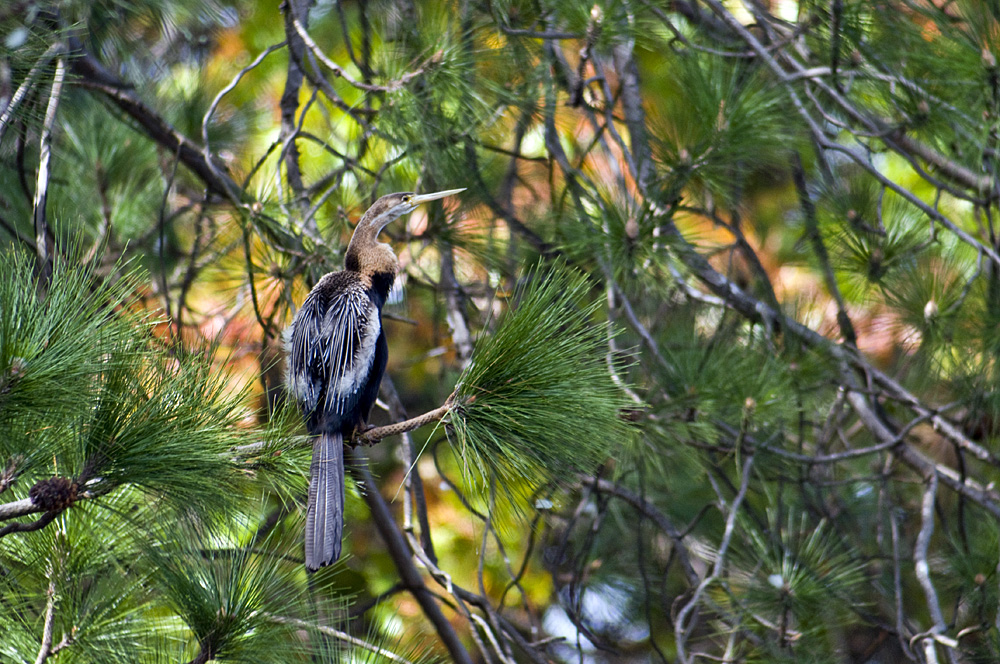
top-left (344, 233), bottom-right (398, 308)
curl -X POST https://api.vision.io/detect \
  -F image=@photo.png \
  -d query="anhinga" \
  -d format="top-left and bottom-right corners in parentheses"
top-left (286, 188), bottom-right (464, 570)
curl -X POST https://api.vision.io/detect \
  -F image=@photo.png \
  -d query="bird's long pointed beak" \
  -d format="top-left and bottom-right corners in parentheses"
top-left (410, 188), bottom-right (466, 205)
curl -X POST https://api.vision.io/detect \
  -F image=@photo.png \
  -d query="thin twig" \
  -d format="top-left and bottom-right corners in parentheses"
top-left (263, 613), bottom-right (417, 664)
top-left (34, 575), bottom-right (57, 664)
top-left (579, 476), bottom-right (699, 586)
top-left (675, 452), bottom-right (756, 664)
top-left (201, 41), bottom-right (286, 158)
top-left (291, 18), bottom-right (426, 93)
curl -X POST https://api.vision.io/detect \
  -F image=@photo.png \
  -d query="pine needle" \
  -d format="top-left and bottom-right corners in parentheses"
top-left (449, 264), bottom-right (635, 501)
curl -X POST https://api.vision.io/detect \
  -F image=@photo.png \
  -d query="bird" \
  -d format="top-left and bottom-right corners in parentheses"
top-left (285, 188), bottom-right (464, 570)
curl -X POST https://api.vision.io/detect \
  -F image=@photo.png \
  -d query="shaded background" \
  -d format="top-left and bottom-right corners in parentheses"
top-left (3, 0), bottom-right (1000, 662)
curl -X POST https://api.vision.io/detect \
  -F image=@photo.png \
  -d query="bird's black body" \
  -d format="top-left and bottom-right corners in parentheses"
top-left (290, 271), bottom-right (391, 437)
top-left (286, 189), bottom-right (463, 570)
top-left (287, 270), bottom-right (392, 570)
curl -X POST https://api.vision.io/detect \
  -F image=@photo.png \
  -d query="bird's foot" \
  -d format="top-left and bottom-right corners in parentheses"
top-left (350, 424), bottom-right (379, 448)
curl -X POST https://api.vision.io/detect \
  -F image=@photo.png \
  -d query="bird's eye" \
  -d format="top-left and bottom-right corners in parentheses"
top-left (403, 195), bottom-right (412, 204)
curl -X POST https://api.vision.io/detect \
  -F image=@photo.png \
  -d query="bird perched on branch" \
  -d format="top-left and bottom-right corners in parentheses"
top-left (286, 188), bottom-right (464, 571)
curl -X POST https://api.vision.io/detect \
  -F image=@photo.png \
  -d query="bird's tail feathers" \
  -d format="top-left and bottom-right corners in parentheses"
top-left (305, 431), bottom-right (345, 571)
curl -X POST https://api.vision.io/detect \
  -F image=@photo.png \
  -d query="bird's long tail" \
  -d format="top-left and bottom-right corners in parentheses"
top-left (305, 431), bottom-right (344, 571)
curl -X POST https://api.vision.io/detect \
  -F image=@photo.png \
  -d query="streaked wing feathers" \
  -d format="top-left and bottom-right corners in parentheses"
top-left (287, 275), bottom-right (380, 430)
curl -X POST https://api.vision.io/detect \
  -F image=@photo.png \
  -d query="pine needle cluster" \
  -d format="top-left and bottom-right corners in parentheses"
top-left (449, 265), bottom-right (635, 499)
top-left (0, 251), bottom-right (258, 514)
top-left (0, 250), bottom-right (325, 663)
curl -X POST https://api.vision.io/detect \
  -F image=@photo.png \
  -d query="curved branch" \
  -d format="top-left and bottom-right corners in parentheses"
top-left (0, 511), bottom-right (59, 538)
top-left (353, 398), bottom-right (453, 446)
top-left (290, 17), bottom-right (427, 93)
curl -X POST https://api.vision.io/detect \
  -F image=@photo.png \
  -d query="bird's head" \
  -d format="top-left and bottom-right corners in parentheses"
top-left (358, 188), bottom-right (466, 236)
top-left (346, 188), bottom-right (464, 275)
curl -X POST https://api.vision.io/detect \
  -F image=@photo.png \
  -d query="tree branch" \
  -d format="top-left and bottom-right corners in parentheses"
top-left (579, 476), bottom-right (699, 586)
top-left (0, 496), bottom-right (41, 521)
top-left (32, 56), bottom-right (64, 288)
top-left (68, 41), bottom-right (244, 204)
top-left (33, 576), bottom-right (57, 664)
top-left (675, 452), bottom-right (756, 664)
top-left (913, 473), bottom-right (954, 664)
top-left (290, 17), bottom-right (426, 93)
top-left (346, 451), bottom-right (475, 664)
top-left (352, 398), bottom-right (453, 446)
top-left (0, 43), bottom-right (61, 148)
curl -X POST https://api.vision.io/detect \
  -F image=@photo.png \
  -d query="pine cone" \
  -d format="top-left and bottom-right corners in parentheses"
top-left (28, 477), bottom-right (79, 512)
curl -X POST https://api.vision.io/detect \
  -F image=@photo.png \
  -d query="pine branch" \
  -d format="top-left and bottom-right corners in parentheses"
top-left (346, 451), bottom-right (475, 664)
top-left (696, 0), bottom-right (1000, 266)
top-left (67, 38), bottom-right (244, 204)
top-left (352, 399), bottom-right (453, 447)
top-left (890, 129), bottom-right (993, 196)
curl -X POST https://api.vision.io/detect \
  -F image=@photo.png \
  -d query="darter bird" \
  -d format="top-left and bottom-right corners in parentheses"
top-left (286, 188), bottom-right (464, 570)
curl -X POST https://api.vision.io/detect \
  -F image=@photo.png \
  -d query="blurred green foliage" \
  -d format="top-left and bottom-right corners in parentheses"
top-left (4, 0), bottom-right (1000, 662)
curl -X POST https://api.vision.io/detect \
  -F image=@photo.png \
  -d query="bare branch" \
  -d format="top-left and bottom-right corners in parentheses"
top-left (0, 43), bottom-right (61, 148)
top-left (0, 496), bottom-right (41, 521)
top-left (913, 474), bottom-right (954, 664)
top-left (68, 41), bottom-right (245, 204)
top-left (34, 575), bottom-right (57, 664)
top-left (353, 399), bottom-right (453, 447)
top-left (579, 476), bottom-right (699, 586)
top-left (201, 41), bottom-right (286, 169)
top-left (32, 56), bottom-right (64, 287)
top-left (0, 511), bottom-right (59, 538)
top-left (675, 453), bottom-right (756, 663)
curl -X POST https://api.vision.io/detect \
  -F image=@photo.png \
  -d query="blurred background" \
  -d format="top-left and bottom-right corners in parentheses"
top-left (3, 1), bottom-right (1000, 662)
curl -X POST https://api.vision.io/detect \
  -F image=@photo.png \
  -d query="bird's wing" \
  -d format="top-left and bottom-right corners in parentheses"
top-left (287, 290), bottom-right (325, 417)
top-left (320, 287), bottom-right (381, 420)
top-left (286, 281), bottom-right (380, 428)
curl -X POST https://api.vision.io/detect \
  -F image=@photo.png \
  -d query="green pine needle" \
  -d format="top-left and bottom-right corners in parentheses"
top-left (449, 265), bottom-right (635, 498)
top-left (147, 517), bottom-right (315, 664)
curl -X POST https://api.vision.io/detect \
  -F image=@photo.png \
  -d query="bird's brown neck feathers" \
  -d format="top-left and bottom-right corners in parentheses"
top-left (344, 221), bottom-right (398, 282)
